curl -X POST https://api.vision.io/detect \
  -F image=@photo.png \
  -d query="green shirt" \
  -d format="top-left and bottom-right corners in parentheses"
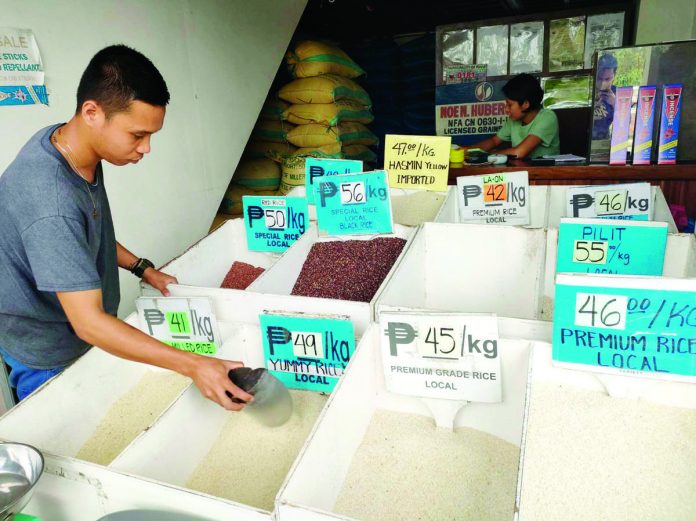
top-left (496, 108), bottom-right (560, 158)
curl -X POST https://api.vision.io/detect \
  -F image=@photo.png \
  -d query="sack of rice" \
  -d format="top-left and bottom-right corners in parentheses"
top-left (342, 144), bottom-right (377, 164)
top-left (244, 140), bottom-right (297, 161)
top-left (277, 144), bottom-right (344, 195)
top-left (259, 98), bottom-right (289, 120)
top-left (287, 40), bottom-right (365, 79)
top-left (220, 185), bottom-right (277, 215)
top-left (283, 100), bottom-right (373, 126)
top-left (278, 74), bottom-right (371, 106)
top-left (336, 122), bottom-right (379, 146)
top-left (233, 158), bottom-right (282, 191)
top-left (251, 119), bottom-right (295, 143)
top-left (286, 122), bottom-right (379, 148)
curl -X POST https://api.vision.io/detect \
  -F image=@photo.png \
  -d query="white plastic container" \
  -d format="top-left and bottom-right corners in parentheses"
top-left (516, 343), bottom-right (696, 520)
top-left (545, 184), bottom-right (677, 231)
top-left (375, 222), bottom-right (548, 320)
top-left (246, 225), bottom-right (415, 335)
top-left (141, 217), bottom-right (282, 297)
top-left (276, 318), bottom-right (551, 521)
top-left (0, 313), bottom-right (191, 461)
top-left (437, 184), bottom-right (677, 231)
top-left (284, 186), bottom-right (448, 227)
top-left (541, 230), bottom-right (696, 319)
top-left (19, 451), bottom-right (267, 521)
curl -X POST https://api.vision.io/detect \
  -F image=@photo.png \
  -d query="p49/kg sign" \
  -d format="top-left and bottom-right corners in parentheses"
top-left (379, 312), bottom-right (501, 402)
top-left (136, 297), bottom-right (220, 355)
top-left (260, 312), bottom-right (356, 392)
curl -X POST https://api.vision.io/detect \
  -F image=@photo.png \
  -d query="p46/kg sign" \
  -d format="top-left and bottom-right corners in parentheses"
top-left (379, 311), bottom-right (501, 402)
top-left (566, 182), bottom-right (652, 221)
top-left (315, 171), bottom-right (393, 236)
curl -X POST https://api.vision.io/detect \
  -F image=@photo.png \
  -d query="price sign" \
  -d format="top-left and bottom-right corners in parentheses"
top-left (136, 297), bottom-right (220, 355)
top-left (315, 171), bottom-right (393, 236)
top-left (243, 196), bottom-right (309, 252)
top-left (305, 158), bottom-right (363, 204)
top-left (556, 218), bottom-right (668, 275)
top-left (259, 312), bottom-right (356, 392)
top-left (384, 134), bottom-right (451, 192)
top-left (594, 189), bottom-right (628, 216)
top-left (552, 274), bottom-right (696, 381)
top-left (456, 171), bottom-right (529, 225)
top-left (566, 183), bottom-right (651, 220)
top-left (379, 311), bottom-right (501, 402)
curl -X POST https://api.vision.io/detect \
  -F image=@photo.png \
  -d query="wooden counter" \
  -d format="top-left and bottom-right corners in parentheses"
top-left (449, 163), bottom-right (696, 219)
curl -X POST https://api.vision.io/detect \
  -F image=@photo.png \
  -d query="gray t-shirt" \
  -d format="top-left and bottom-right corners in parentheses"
top-left (0, 124), bottom-right (120, 368)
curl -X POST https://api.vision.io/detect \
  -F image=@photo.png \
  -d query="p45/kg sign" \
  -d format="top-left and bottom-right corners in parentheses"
top-left (379, 311), bottom-right (501, 402)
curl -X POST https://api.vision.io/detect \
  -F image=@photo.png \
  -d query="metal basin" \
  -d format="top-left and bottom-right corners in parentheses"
top-left (0, 443), bottom-right (44, 520)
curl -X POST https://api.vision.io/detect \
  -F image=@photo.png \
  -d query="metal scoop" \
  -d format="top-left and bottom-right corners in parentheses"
top-left (228, 368), bottom-right (293, 427)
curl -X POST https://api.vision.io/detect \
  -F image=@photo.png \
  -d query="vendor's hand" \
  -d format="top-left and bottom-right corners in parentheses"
top-left (142, 268), bottom-right (178, 297)
top-left (188, 356), bottom-right (254, 411)
top-left (600, 89), bottom-right (615, 106)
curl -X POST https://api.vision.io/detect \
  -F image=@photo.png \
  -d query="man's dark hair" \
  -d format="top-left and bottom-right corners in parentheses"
top-left (76, 44), bottom-right (169, 117)
top-left (597, 53), bottom-right (618, 72)
top-left (502, 73), bottom-right (543, 112)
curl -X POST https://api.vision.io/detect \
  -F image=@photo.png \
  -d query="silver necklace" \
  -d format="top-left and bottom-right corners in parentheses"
top-left (51, 129), bottom-right (99, 219)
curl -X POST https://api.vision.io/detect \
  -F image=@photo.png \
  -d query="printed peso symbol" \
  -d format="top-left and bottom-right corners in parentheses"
top-left (475, 82), bottom-right (494, 102)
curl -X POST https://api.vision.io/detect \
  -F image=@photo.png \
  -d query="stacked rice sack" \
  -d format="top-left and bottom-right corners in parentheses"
top-left (219, 98), bottom-right (294, 216)
top-left (277, 41), bottom-right (379, 194)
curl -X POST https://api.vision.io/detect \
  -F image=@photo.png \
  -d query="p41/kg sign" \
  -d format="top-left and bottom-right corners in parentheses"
top-left (379, 311), bottom-right (501, 402)
top-left (136, 297), bottom-right (220, 355)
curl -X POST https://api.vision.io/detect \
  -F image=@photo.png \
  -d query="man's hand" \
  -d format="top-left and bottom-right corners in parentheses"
top-left (186, 356), bottom-right (254, 411)
top-left (142, 268), bottom-right (177, 297)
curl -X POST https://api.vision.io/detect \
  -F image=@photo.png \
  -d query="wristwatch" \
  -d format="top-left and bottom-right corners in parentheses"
top-left (130, 258), bottom-right (155, 278)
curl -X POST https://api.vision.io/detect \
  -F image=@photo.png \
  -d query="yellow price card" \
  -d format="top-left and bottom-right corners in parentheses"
top-left (384, 135), bottom-right (451, 192)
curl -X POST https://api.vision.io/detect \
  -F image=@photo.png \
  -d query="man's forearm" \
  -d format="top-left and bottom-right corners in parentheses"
top-left (79, 310), bottom-right (196, 376)
top-left (116, 241), bottom-right (139, 271)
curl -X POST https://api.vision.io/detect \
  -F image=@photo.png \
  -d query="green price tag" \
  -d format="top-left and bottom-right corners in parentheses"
top-left (166, 311), bottom-right (191, 334)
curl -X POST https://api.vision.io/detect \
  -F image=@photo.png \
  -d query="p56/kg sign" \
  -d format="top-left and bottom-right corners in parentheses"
top-left (379, 311), bottom-right (501, 402)
top-left (315, 171), bottom-right (393, 236)
top-left (243, 196), bottom-right (309, 252)
top-left (456, 171), bottom-right (529, 225)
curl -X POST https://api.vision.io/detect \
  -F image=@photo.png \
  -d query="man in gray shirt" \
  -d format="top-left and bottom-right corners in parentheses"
top-left (0, 45), bottom-right (251, 408)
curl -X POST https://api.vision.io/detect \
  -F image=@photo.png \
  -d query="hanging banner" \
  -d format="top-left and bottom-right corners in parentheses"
top-left (0, 28), bottom-right (47, 106)
top-left (435, 80), bottom-right (508, 146)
